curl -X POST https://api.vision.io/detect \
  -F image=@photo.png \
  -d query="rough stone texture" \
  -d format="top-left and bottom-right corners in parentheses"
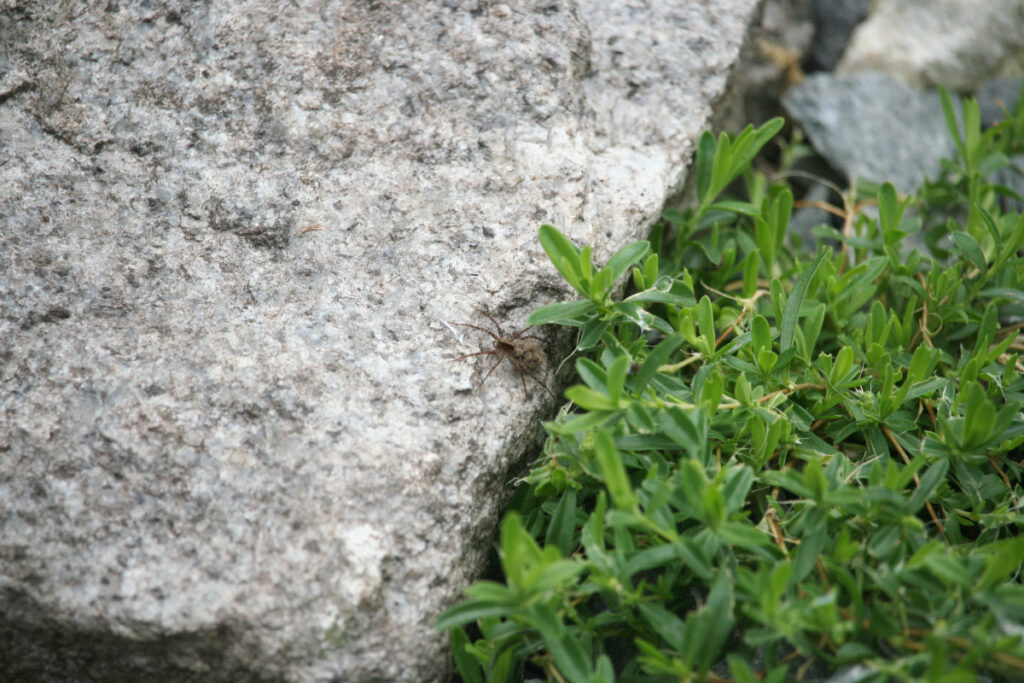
top-left (0, 0), bottom-right (761, 680)
top-left (837, 0), bottom-right (1024, 91)
top-left (783, 71), bottom-right (958, 194)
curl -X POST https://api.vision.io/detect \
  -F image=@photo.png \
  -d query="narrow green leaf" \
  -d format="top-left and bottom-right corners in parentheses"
top-left (722, 465), bottom-right (754, 516)
top-left (742, 250), bottom-right (760, 298)
top-left (528, 603), bottom-right (592, 683)
top-left (463, 580), bottom-right (518, 605)
top-left (695, 131), bottom-right (716, 204)
top-left (607, 354), bottom-right (630, 404)
top-left (908, 460), bottom-right (949, 513)
top-left (696, 572), bottom-right (735, 673)
top-left (696, 295), bottom-right (716, 351)
top-left (979, 536), bottom-right (1024, 589)
top-left (728, 656), bottom-right (759, 683)
top-left (566, 386), bottom-right (621, 412)
top-left (638, 602), bottom-right (686, 652)
top-left (545, 490), bottom-right (578, 558)
top-left (449, 627), bottom-right (483, 683)
top-left (436, 601), bottom-right (512, 630)
top-left (528, 300), bottom-right (596, 326)
top-left (940, 86), bottom-right (967, 165)
top-left (576, 358), bottom-right (608, 393)
top-left (780, 249), bottom-right (828, 352)
top-left (718, 521), bottom-right (771, 551)
top-left (751, 314), bottom-right (772, 354)
top-left (635, 333), bottom-right (684, 393)
top-left (605, 240), bottom-right (650, 282)
top-left (709, 200), bottom-right (761, 216)
top-left (591, 267), bottom-right (613, 301)
top-left (791, 513), bottom-right (828, 585)
top-left (539, 224), bottom-right (585, 294)
top-left (595, 429), bottom-right (635, 510)
top-left (952, 231), bottom-right (987, 270)
top-left (533, 560), bottom-right (585, 592)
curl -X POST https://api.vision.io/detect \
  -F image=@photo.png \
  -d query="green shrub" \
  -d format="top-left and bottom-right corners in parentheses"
top-left (439, 87), bottom-right (1024, 682)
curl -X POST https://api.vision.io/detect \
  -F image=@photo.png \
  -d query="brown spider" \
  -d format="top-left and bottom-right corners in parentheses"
top-left (453, 309), bottom-right (556, 398)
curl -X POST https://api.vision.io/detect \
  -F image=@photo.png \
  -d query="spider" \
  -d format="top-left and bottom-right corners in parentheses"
top-left (453, 309), bottom-right (556, 398)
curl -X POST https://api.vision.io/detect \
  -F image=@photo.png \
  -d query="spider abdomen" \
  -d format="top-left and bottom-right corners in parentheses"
top-left (513, 338), bottom-right (545, 373)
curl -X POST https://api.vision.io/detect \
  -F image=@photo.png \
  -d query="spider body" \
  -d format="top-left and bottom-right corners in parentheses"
top-left (453, 310), bottom-right (554, 398)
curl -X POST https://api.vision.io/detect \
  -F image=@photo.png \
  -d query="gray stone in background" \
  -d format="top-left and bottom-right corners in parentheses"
top-left (838, 0), bottom-right (1024, 91)
top-left (978, 77), bottom-right (1024, 127)
top-left (783, 71), bottom-right (957, 194)
top-left (979, 80), bottom-right (1024, 216)
top-left (0, 0), bottom-right (762, 680)
top-left (809, 0), bottom-right (869, 72)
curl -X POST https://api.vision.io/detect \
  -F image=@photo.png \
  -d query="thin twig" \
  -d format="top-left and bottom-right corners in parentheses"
top-left (881, 424), bottom-right (949, 543)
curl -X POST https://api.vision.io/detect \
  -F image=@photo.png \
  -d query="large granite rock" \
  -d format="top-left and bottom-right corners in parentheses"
top-left (0, 0), bottom-right (761, 680)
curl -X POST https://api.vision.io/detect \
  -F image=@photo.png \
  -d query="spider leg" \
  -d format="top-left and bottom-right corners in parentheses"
top-left (523, 367), bottom-right (558, 399)
top-left (452, 350), bottom-right (496, 361)
top-left (477, 309), bottom-right (506, 339)
top-left (479, 355), bottom-right (505, 384)
top-left (454, 322), bottom-right (500, 342)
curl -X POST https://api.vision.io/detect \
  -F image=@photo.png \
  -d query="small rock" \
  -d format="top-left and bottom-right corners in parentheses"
top-left (977, 77), bottom-right (1024, 127)
top-left (783, 71), bottom-right (958, 194)
top-left (838, 0), bottom-right (1024, 91)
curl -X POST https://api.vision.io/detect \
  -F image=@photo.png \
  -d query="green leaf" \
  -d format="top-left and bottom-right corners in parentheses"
top-left (436, 600), bottom-right (512, 630)
top-left (449, 627), bottom-right (484, 683)
top-left (591, 267), bottom-right (613, 301)
top-left (595, 429), bottom-right (636, 511)
top-left (500, 513), bottom-right (542, 589)
top-left (532, 560), bottom-right (585, 592)
top-left (940, 86), bottom-right (967, 166)
top-left (463, 580), bottom-right (518, 605)
top-left (718, 521), bottom-right (771, 551)
top-left (638, 602), bottom-right (686, 652)
top-left (695, 131), bottom-right (716, 204)
top-left (952, 231), bottom-right (987, 270)
top-left (978, 536), bottom-right (1024, 589)
top-left (742, 250), bottom-right (760, 298)
top-left (539, 224), bottom-right (586, 295)
top-left (527, 603), bottom-right (592, 683)
top-left (751, 314), bottom-right (772, 354)
top-left (528, 300), bottom-right (597, 326)
top-left (791, 511), bottom-right (828, 586)
top-left (908, 460), bottom-right (948, 513)
top-left (780, 249), bottom-right (828, 352)
top-left (722, 465), bottom-right (755, 516)
top-left (566, 386), bottom-right (622, 412)
top-left (545, 490), bottom-right (578, 558)
top-left (708, 200), bottom-right (761, 216)
top-left (876, 182), bottom-right (902, 232)
top-left (728, 656), bottom-right (759, 683)
top-left (634, 333), bottom-right (684, 393)
top-left (696, 295), bottom-right (716, 352)
top-left (695, 572), bottom-right (735, 672)
top-left (607, 354), bottom-right (630, 404)
top-left (701, 367), bottom-right (724, 414)
top-left (576, 358), bottom-right (608, 393)
top-left (605, 240), bottom-right (650, 283)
